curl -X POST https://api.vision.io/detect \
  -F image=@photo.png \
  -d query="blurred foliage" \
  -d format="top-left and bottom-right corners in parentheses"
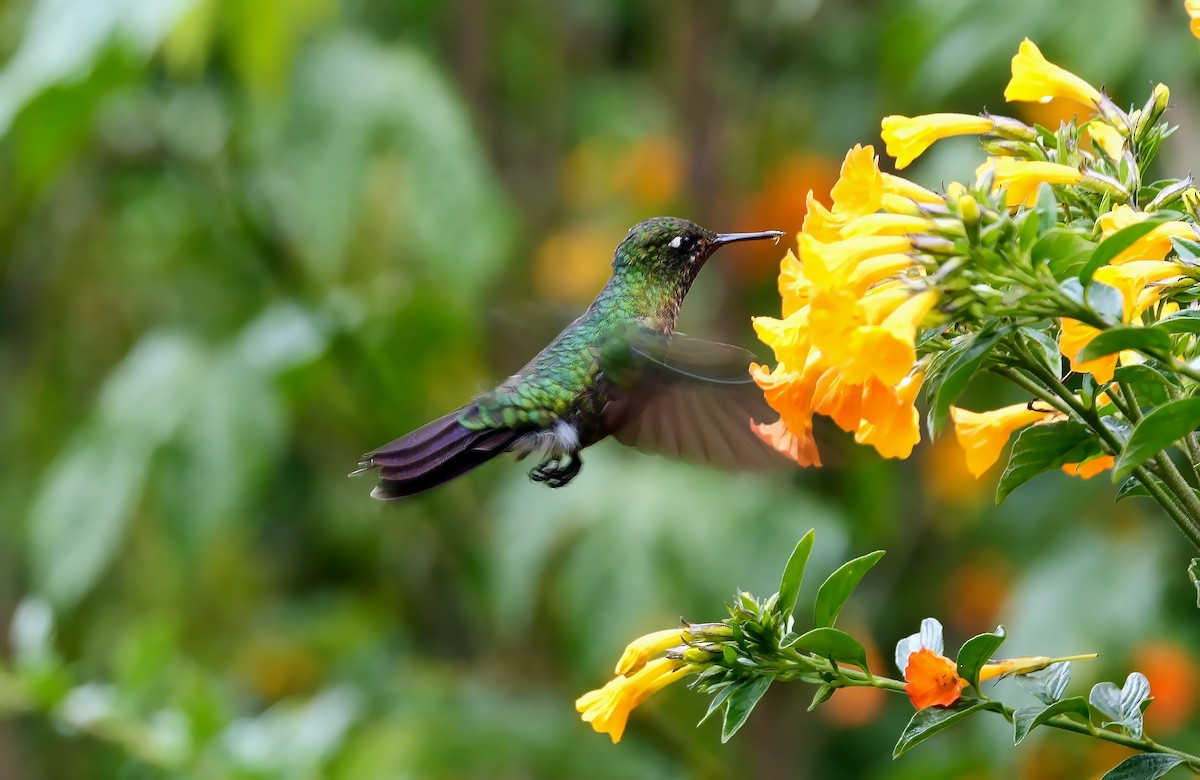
top-left (1, 0), bottom-right (1198, 777)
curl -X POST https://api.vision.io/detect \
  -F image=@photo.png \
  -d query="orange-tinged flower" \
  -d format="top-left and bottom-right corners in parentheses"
top-left (811, 364), bottom-right (866, 433)
top-left (1062, 455), bottom-right (1115, 479)
top-left (1059, 318), bottom-right (1117, 383)
top-left (978, 157), bottom-right (1084, 207)
top-left (1086, 122), bottom-right (1126, 160)
top-left (752, 417), bottom-right (822, 467)
top-left (1004, 38), bottom-right (1103, 109)
top-left (615, 629), bottom-right (686, 675)
top-left (576, 657), bottom-right (693, 743)
top-left (904, 647), bottom-right (969, 709)
top-left (1189, 0), bottom-right (1200, 39)
top-left (950, 403), bottom-right (1058, 478)
top-left (855, 371), bottom-right (923, 459)
top-left (830, 144), bottom-right (885, 217)
top-left (881, 113), bottom-right (995, 169)
top-left (751, 361), bottom-right (821, 452)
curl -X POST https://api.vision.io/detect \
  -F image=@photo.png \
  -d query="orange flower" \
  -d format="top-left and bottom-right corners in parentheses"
top-left (752, 417), bottom-right (822, 467)
top-left (904, 647), bottom-right (969, 709)
top-left (1059, 318), bottom-right (1117, 383)
top-left (949, 403), bottom-right (1060, 478)
top-left (1062, 455), bottom-right (1115, 479)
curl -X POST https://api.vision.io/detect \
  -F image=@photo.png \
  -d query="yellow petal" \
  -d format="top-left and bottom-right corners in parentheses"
top-left (949, 403), bottom-right (1055, 478)
top-left (615, 628), bottom-right (686, 675)
top-left (1004, 38), bottom-right (1103, 108)
top-left (881, 113), bottom-right (994, 170)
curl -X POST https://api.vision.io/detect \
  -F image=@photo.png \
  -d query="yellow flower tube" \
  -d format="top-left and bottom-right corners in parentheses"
top-left (1004, 38), bottom-right (1103, 108)
top-left (977, 157), bottom-right (1083, 207)
top-left (949, 403), bottom-right (1058, 478)
top-left (881, 113), bottom-right (995, 169)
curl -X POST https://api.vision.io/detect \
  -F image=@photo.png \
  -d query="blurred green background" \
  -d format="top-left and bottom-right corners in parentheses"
top-left (2, 0), bottom-right (1200, 777)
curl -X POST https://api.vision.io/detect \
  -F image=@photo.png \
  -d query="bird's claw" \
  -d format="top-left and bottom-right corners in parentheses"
top-left (529, 454), bottom-right (582, 488)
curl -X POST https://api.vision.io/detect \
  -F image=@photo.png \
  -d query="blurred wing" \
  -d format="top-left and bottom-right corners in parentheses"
top-left (597, 329), bottom-right (789, 471)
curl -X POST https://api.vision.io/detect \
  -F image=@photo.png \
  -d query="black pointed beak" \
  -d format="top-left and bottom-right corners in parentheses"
top-left (712, 230), bottom-right (786, 246)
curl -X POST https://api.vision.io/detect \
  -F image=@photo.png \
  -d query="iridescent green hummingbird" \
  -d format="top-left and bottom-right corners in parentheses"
top-left (355, 217), bottom-right (786, 499)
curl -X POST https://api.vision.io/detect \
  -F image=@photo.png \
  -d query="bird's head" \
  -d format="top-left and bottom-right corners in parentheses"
top-left (612, 217), bottom-right (783, 290)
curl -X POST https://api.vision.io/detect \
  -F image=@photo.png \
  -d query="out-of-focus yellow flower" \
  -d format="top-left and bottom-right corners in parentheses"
top-left (1086, 122), bottom-right (1126, 160)
top-left (1188, 0), bottom-right (1200, 39)
top-left (1059, 318), bottom-right (1117, 383)
top-left (1093, 260), bottom-right (1185, 319)
top-left (1062, 455), bottom-right (1115, 479)
top-left (576, 657), bottom-right (693, 743)
top-left (1096, 206), bottom-right (1196, 263)
top-left (949, 403), bottom-right (1059, 478)
top-left (978, 157), bottom-right (1084, 207)
top-left (881, 113), bottom-right (995, 169)
top-left (1004, 38), bottom-right (1103, 109)
top-left (615, 629), bottom-right (686, 675)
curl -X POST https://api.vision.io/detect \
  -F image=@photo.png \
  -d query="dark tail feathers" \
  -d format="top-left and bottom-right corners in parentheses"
top-left (355, 408), bottom-right (520, 500)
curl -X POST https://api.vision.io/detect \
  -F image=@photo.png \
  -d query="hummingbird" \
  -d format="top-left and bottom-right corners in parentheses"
top-left (354, 216), bottom-right (787, 499)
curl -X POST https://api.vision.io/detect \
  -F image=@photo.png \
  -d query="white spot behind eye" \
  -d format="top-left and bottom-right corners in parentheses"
top-left (668, 236), bottom-right (684, 249)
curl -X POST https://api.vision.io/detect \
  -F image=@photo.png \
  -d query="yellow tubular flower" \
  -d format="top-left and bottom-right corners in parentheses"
top-left (1086, 122), bottom-right (1126, 160)
top-left (949, 403), bottom-right (1058, 478)
top-left (1188, 0), bottom-right (1200, 39)
top-left (753, 310), bottom-right (811, 367)
top-left (831, 144), bottom-right (885, 217)
top-left (978, 158), bottom-right (1083, 207)
top-left (845, 253), bottom-right (915, 295)
top-left (855, 371), bottom-right (924, 459)
top-left (1101, 217), bottom-right (1196, 264)
top-left (1059, 318), bottom-right (1117, 383)
top-left (751, 361), bottom-right (823, 467)
top-left (808, 288), bottom-right (866, 367)
top-left (844, 291), bottom-right (939, 386)
top-left (802, 191), bottom-right (847, 242)
top-left (811, 365), bottom-right (865, 433)
top-left (778, 249), bottom-right (810, 317)
top-left (615, 629), bottom-right (686, 675)
top-left (1096, 204), bottom-right (1142, 235)
top-left (752, 417), bottom-right (822, 467)
top-left (800, 233), bottom-right (913, 288)
top-left (1093, 260), bottom-right (1184, 320)
top-left (881, 113), bottom-right (995, 169)
top-left (839, 212), bottom-right (932, 238)
top-left (1004, 38), bottom-right (1103, 108)
top-left (576, 658), bottom-right (693, 743)
top-left (882, 173), bottom-right (943, 204)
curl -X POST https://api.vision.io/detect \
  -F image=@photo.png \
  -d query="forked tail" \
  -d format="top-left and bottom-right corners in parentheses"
top-left (354, 408), bottom-right (521, 499)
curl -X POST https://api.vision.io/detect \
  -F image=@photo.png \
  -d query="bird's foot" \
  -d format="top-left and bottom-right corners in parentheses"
top-left (529, 453), bottom-right (582, 488)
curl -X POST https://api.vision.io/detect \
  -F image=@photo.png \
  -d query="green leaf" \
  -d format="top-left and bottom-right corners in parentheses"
top-left (1170, 234), bottom-right (1200, 261)
top-left (1019, 327), bottom-right (1064, 377)
top-left (955, 626), bottom-right (1006, 691)
top-left (1100, 754), bottom-right (1185, 780)
top-left (698, 682), bottom-right (737, 726)
top-left (1156, 309), bottom-right (1200, 334)
top-left (721, 675), bottom-right (773, 743)
top-left (1081, 219), bottom-right (1167, 285)
top-left (927, 327), bottom-right (1011, 436)
top-left (1087, 282), bottom-right (1126, 323)
top-left (1076, 326), bottom-right (1172, 362)
top-left (777, 530), bottom-right (815, 620)
top-left (1035, 183), bottom-right (1058, 233)
top-left (1113, 363), bottom-right (1179, 388)
top-left (1113, 398), bottom-right (1200, 481)
top-left (996, 421), bottom-right (1101, 503)
top-left (1015, 661), bottom-right (1072, 705)
top-left (813, 550), bottom-right (884, 628)
top-left (790, 627), bottom-right (872, 676)
top-left (1013, 697), bottom-right (1090, 744)
top-left (808, 683), bottom-right (836, 711)
top-left (893, 700), bottom-right (1001, 759)
top-left (1090, 673), bottom-right (1152, 739)
top-left (1039, 230), bottom-right (1096, 279)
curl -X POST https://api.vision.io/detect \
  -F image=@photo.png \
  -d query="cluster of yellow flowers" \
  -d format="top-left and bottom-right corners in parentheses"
top-left (752, 38), bottom-right (1197, 481)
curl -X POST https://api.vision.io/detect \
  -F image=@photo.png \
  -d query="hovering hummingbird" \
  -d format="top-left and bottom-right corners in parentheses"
top-left (354, 216), bottom-right (787, 499)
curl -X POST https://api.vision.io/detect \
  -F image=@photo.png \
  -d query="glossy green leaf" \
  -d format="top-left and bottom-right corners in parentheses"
top-left (1019, 327), bottom-right (1064, 377)
top-left (1087, 282), bottom-right (1126, 323)
top-left (698, 682), bottom-right (736, 726)
top-left (721, 675), bottom-right (773, 743)
top-left (1013, 696), bottom-right (1090, 744)
top-left (1156, 310), bottom-right (1200, 334)
top-left (1035, 229), bottom-right (1093, 278)
top-left (1090, 673), bottom-right (1152, 739)
top-left (790, 628), bottom-right (872, 676)
top-left (955, 626), bottom-right (1006, 691)
top-left (893, 700), bottom-right (1000, 758)
top-left (777, 530), bottom-right (815, 620)
top-left (1076, 326), bottom-right (1172, 362)
top-left (927, 327), bottom-right (1011, 436)
top-left (996, 421), bottom-right (1100, 503)
top-left (1113, 398), bottom-right (1200, 481)
top-left (1099, 754), bottom-right (1185, 780)
top-left (1170, 234), bottom-right (1200, 261)
top-left (813, 550), bottom-right (884, 628)
top-left (808, 683), bottom-right (836, 711)
top-left (1081, 219), bottom-right (1167, 285)
top-left (1015, 661), bottom-right (1072, 705)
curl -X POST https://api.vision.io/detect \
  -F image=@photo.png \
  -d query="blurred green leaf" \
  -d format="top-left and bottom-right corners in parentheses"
top-left (1015, 661), bottom-right (1071, 706)
top-left (812, 550), bottom-right (883, 629)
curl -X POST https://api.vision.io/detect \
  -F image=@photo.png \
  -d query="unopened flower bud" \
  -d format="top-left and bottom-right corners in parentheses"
top-left (945, 181), bottom-right (968, 201)
top-left (680, 647), bottom-right (720, 665)
top-left (957, 195), bottom-right (980, 245)
top-left (1081, 170), bottom-right (1128, 202)
top-left (910, 235), bottom-right (958, 255)
top-left (986, 114), bottom-right (1038, 142)
top-left (1095, 92), bottom-right (1129, 132)
top-left (1146, 177), bottom-right (1194, 212)
top-left (685, 622), bottom-right (733, 640)
top-left (1134, 83), bottom-right (1171, 142)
